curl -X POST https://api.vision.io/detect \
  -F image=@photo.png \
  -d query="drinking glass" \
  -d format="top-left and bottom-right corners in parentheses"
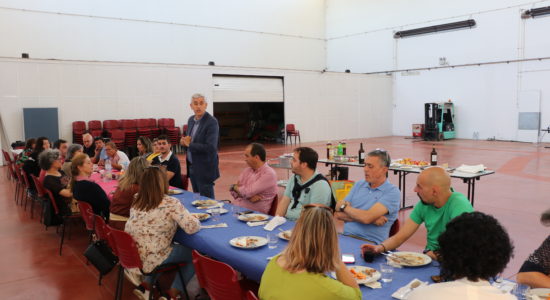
top-left (231, 205), bottom-right (241, 217)
top-left (379, 262), bottom-right (394, 283)
top-left (512, 283), bottom-right (530, 299)
top-left (193, 193), bottom-right (201, 202)
top-left (210, 207), bottom-right (220, 222)
top-left (267, 233), bottom-right (278, 249)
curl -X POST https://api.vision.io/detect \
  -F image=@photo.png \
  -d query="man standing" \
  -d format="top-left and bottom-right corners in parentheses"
top-left (180, 93), bottom-right (219, 198)
top-left (82, 133), bottom-right (95, 157)
top-left (230, 143), bottom-right (277, 214)
top-left (153, 135), bottom-right (184, 189)
top-left (361, 167), bottom-right (473, 260)
top-left (104, 142), bottom-right (130, 171)
top-left (275, 147), bottom-right (332, 221)
top-left (335, 149), bottom-right (400, 244)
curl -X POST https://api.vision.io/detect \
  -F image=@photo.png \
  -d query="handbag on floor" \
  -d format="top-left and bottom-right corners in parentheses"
top-left (84, 240), bottom-right (118, 275)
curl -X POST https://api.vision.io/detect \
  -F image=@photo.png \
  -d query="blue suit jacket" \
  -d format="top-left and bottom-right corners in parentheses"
top-left (184, 111), bottom-right (220, 183)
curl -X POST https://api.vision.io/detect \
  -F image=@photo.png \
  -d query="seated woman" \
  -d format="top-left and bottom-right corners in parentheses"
top-left (16, 138), bottom-right (35, 165)
top-left (62, 144), bottom-right (83, 176)
top-left (109, 156), bottom-right (149, 230)
top-left (408, 212), bottom-right (514, 300)
top-left (125, 167), bottom-right (200, 300)
top-left (259, 204), bottom-right (361, 300)
top-left (71, 153), bottom-right (110, 219)
top-left (39, 149), bottom-right (72, 216)
top-left (517, 209), bottom-right (550, 288)
top-left (23, 136), bottom-right (50, 181)
top-left (146, 138), bottom-right (161, 161)
top-left (136, 136), bottom-right (153, 159)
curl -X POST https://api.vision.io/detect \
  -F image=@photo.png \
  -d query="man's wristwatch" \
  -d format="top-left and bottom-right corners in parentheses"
top-left (339, 202), bottom-right (347, 212)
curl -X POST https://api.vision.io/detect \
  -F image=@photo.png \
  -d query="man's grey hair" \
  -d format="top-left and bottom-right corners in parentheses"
top-left (367, 149), bottom-right (391, 168)
top-left (82, 132), bottom-right (92, 139)
top-left (191, 93), bottom-right (207, 103)
top-left (66, 144), bottom-right (83, 161)
top-left (39, 149), bottom-right (61, 170)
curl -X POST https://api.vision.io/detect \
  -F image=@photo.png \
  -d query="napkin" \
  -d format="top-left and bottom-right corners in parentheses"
top-left (364, 281), bottom-right (381, 289)
top-left (391, 279), bottom-right (428, 299)
top-left (455, 164), bottom-right (485, 174)
top-left (264, 216), bottom-right (286, 231)
top-left (201, 223), bottom-right (228, 229)
top-left (247, 221), bottom-right (268, 227)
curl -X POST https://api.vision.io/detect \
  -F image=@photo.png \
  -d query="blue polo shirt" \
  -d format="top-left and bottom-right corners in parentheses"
top-left (343, 179), bottom-right (400, 244)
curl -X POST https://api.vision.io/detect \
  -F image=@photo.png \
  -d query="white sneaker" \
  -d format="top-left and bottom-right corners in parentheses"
top-left (124, 269), bottom-right (143, 287)
top-left (133, 287), bottom-right (150, 300)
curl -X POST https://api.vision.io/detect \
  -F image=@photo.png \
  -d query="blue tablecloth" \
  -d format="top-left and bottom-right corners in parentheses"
top-left (173, 191), bottom-right (440, 299)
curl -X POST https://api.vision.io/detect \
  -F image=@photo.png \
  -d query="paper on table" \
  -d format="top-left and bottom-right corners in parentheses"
top-left (264, 216), bottom-right (286, 231)
top-left (247, 221), bottom-right (268, 227)
top-left (201, 223), bottom-right (228, 229)
top-left (364, 281), bottom-right (381, 289)
top-left (391, 279), bottom-right (428, 299)
top-left (455, 164), bottom-right (485, 174)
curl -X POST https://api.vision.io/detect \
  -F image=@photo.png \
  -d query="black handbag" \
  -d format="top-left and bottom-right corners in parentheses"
top-left (84, 240), bottom-right (118, 275)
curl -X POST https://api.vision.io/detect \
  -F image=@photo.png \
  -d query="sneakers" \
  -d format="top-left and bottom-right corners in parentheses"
top-left (124, 268), bottom-right (143, 287)
top-left (133, 286), bottom-right (150, 300)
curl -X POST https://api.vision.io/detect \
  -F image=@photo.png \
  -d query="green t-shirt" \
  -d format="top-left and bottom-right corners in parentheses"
top-left (409, 192), bottom-right (473, 251)
top-left (283, 172), bottom-right (332, 221)
top-left (258, 255), bottom-right (362, 300)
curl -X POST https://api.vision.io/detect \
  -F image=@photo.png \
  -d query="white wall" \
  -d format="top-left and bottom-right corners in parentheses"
top-left (0, 58), bottom-right (393, 144)
top-left (327, 0), bottom-right (550, 141)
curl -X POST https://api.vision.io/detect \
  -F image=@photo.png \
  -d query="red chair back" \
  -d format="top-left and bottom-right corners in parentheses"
top-left (267, 194), bottom-right (278, 216)
top-left (31, 174), bottom-right (46, 197)
top-left (389, 218), bottom-right (400, 237)
top-left (192, 250), bottom-right (244, 300)
top-left (45, 188), bottom-right (60, 215)
top-left (103, 120), bottom-right (121, 130)
top-left (121, 119), bottom-right (137, 129)
top-left (286, 124), bottom-right (296, 133)
top-left (20, 169), bottom-right (33, 190)
top-left (78, 201), bottom-right (95, 231)
top-left (2, 149), bottom-right (13, 163)
top-left (88, 120), bottom-right (102, 130)
top-left (72, 121), bottom-right (86, 131)
top-left (182, 124), bottom-right (188, 136)
top-left (108, 227), bottom-right (143, 270)
top-left (148, 118), bottom-right (157, 128)
top-left (137, 118), bottom-right (149, 129)
top-left (246, 291), bottom-right (259, 300)
top-left (111, 129), bottom-right (125, 140)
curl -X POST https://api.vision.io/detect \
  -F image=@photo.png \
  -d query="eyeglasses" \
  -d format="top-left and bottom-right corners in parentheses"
top-left (303, 203), bottom-right (334, 214)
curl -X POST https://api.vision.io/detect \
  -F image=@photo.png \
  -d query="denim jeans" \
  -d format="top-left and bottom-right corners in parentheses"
top-left (144, 244), bottom-right (194, 293)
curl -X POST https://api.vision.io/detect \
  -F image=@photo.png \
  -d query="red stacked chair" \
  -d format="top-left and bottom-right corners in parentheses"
top-left (182, 124), bottom-right (188, 136)
top-left (72, 121), bottom-right (86, 144)
top-left (149, 118), bottom-right (161, 138)
top-left (110, 129), bottom-right (125, 150)
top-left (103, 120), bottom-right (121, 138)
top-left (136, 118), bottom-right (151, 139)
top-left (159, 118), bottom-right (181, 151)
top-left (121, 119), bottom-right (137, 149)
top-left (88, 120), bottom-right (103, 138)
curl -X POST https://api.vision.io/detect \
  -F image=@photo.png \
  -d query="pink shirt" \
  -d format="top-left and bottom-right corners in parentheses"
top-left (230, 163), bottom-right (278, 214)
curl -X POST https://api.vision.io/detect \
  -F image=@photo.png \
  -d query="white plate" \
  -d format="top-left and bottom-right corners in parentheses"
top-left (206, 208), bottom-right (228, 214)
top-left (191, 213), bottom-right (211, 222)
top-left (387, 251), bottom-right (432, 267)
top-left (332, 266), bottom-right (381, 285)
top-left (278, 230), bottom-right (292, 241)
top-left (238, 213), bottom-right (270, 222)
top-left (168, 189), bottom-right (183, 195)
top-left (192, 200), bottom-right (218, 207)
top-left (229, 236), bottom-right (268, 249)
top-left (528, 288), bottom-right (550, 300)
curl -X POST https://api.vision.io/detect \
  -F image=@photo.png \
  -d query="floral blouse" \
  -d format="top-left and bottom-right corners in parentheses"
top-left (125, 195), bottom-right (200, 273)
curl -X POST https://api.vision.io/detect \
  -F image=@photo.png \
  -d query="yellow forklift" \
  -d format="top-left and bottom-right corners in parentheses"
top-left (424, 101), bottom-right (455, 141)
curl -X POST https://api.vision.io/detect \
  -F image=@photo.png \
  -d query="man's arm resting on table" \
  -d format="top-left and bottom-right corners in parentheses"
top-left (363, 217), bottom-right (420, 253)
top-left (339, 202), bottom-right (389, 225)
top-left (517, 272), bottom-right (550, 288)
top-left (275, 195), bottom-right (291, 217)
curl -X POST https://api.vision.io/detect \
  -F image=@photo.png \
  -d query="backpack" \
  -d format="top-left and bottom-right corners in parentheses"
top-left (291, 173), bottom-right (336, 210)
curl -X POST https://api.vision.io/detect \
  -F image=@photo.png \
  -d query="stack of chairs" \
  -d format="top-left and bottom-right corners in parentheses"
top-left (72, 121), bottom-right (86, 144)
top-left (159, 118), bottom-right (181, 152)
top-left (88, 120), bottom-right (103, 138)
top-left (149, 118), bottom-right (161, 138)
top-left (103, 120), bottom-right (121, 139)
top-left (121, 119), bottom-right (138, 150)
top-left (136, 118), bottom-right (152, 139)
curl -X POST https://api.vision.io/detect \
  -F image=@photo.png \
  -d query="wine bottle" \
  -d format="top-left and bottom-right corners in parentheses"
top-left (358, 143), bottom-right (365, 164)
top-left (430, 147), bottom-right (438, 166)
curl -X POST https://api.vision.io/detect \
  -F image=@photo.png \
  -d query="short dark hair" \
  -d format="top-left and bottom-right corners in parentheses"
top-left (248, 143), bottom-right (266, 161)
top-left (438, 212), bottom-right (513, 282)
top-left (25, 138), bottom-right (36, 149)
top-left (53, 139), bottom-right (67, 149)
top-left (367, 149), bottom-right (391, 167)
top-left (294, 147), bottom-right (318, 170)
top-left (156, 134), bottom-right (169, 142)
top-left (94, 137), bottom-right (104, 143)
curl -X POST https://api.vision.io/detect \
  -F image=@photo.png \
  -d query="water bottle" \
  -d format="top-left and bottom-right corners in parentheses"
top-left (104, 158), bottom-right (112, 181)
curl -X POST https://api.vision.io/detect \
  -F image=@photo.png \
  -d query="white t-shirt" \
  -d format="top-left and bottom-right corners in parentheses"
top-left (408, 278), bottom-right (516, 300)
top-left (113, 150), bottom-right (130, 169)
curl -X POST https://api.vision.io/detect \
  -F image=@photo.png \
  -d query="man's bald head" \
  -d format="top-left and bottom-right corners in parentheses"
top-left (414, 166), bottom-right (452, 207)
top-left (419, 167), bottom-right (451, 190)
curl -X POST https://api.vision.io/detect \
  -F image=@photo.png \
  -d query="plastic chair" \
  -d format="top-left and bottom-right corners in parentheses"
top-left (389, 219), bottom-right (400, 237)
top-left (149, 119), bottom-right (161, 138)
top-left (267, 194), bottom-right (278, 216)
top-left (110, 129), bottom-right (126, 150)
top-left (44, 188), bottom-right (81, 255)
top-left (20, 168), bottom-right (37, 212)
top-left (285, 124), bottom-right (301, 145)
top-left (78, 201), bottom-right (95, 243)
top-left (246, 290), bottom-right (259, 300)
top-left (137, 119), bottom-right (152, 139)
top-left (92, 214), bottom-right (117, 285)
top-left (329, 180), bottom-right (355, 201)
top-left (2, 150), bottom-right (13, 181)
top-left (108, 227), bottom-right (191, 300)
top-left (88, 120), bottom-right (103, 137)
top-left (30, 174), bottom-right (49, 223)
top-left (12, 163), bottom-right (24, 205)
top-left (192, 250), bottom-right (255, 300)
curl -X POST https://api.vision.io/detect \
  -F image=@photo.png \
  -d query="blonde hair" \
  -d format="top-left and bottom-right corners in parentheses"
top-left (118, 156), bottom-right (149, 191)
top-left (132, 167), bottom-right (168, 211)
top-left (70, 153), bottom-right (89, 192)
top-left (282, 206), bottom-right (340, 274)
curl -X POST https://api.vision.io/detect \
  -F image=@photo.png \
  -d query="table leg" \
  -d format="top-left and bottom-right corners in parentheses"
top-left (470, 177), bottom-right (478, 207)
top-left (399, 172), bottom-right (413, 210)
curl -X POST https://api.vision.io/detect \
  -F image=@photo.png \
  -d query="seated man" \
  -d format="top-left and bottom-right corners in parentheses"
top-left (82, 133), bottom-right (95, 158)
top-left (361, 167), bottom-right (473, 260)
top-left (151, 135), bottom-right (184, 189)
top-left (335, 149), bottom-right (400, 244)
top-left (53, 139), bottom-right (68, 161)
top-left (517, 209), bottom-right (550, 288)
top-left (92, 137), bottom-right (108, 165)
top-left (275, 147), bottom-right (332, 221)
top-left (408, 212), bottom-right (514, 300)
top-left (230, 143), bottom-right (277, 214)
top-left (104, 142), bottom-right (130, 171)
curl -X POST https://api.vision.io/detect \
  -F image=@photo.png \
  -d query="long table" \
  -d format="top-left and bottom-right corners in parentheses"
top-left (172, 191), bottom-right (440, 299)
top-left (317, 159), bottom-right (494, 208)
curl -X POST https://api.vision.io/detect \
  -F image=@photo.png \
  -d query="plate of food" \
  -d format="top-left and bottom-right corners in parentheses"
top-left (206, 208), bottom-right (228, 214)
top-left (191, 213), bottom-right (211, 222)
top-left (238, 213), bottom-right (270, 222)
top-left (332, 266), bottom-right (381, 285)
top-left (192, 199), bottom-right (218, 207)
top-left (229, 236), bottom-right (267, 249)
top-left (278, 230), bottom-right (292, 241)
top-left (527, 288), bottom-right (550, 300)
top-left (168, 189), bottom-right (184, 195)
top-left (387, 251), bottom-right (432, 267)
